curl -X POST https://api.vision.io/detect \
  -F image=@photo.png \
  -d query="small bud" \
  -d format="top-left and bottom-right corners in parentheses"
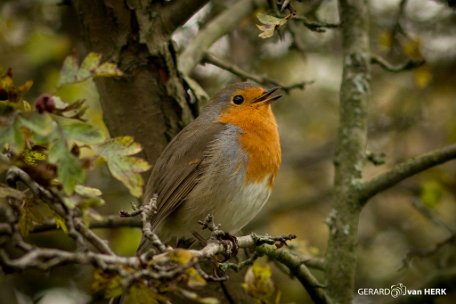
top-left (70, 144), bottom-right (80, 157)
top-left (35, 95), bottom-right (55, 113)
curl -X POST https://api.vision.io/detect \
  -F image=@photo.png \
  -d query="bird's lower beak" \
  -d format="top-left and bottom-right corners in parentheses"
top-left (253, 87), bottom-right (282, 104)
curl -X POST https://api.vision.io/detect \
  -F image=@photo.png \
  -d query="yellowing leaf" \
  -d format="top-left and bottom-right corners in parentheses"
top-left (402, 38), bottom-right (422, 59)
top-left (378, 31), bottom-right (392, 51)
top-left (242, 261), bottom-right (274, 301)
top-left (169, 248), bottom-right (194, 264)
top-left (22, 148), bottom-right (46, 165)
top-left (58, 52), bottom-right (123, 87)
top-left (95, 136), bottom-right (142, 156)
top-left (78, 52), bottom-right (102, 80)
top-left (413, 65), bottom-right (432, 89)
top-left (0, 69), bottom-right (33, 103)
top-left (54, 214), bottom-right (68, 233)
top-left (186, 267), bottom-right (207, 288)
top-left (420, 180), bottom-right (444, 208)
top-left (256, 24), bottom-right (276, 39)
top-left (125, 283), bottom-right (162, 304)
top-left (256, 12), bottom-right (291, 39)
top-left (94, 62), bottom-right (123, 77)
top-left (94, 137), bottom-right (150, 197)
top-left (257, 13), bottom-right (286, 26)
top-left (91, 269), bottom-right (123, 299)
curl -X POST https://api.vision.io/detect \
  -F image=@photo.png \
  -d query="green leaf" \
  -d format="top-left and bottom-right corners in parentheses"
top-left (19, 112), bottom-right (54, 136)
top-left (420, 180), bottom-right (444, 209)
top-left (76, 184), bottom-right (105, 206)
top-left (0, 119), bottom-right (25, 153)
top-left (49, 136), bottom-right (84, 194)
top-left (78, 52), bottom-right (102, 80)
top-left (75, 184), bottom-right (102, 197)
top-left (94, 137), bottom-right (150, 197)
top-left (59, 118), bottom-right (105, 144)
top-left (58, 54), bottom-right (79, 87)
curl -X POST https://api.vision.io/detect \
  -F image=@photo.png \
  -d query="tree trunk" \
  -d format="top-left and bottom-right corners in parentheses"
top-left (72, 0), bottom-right (208, 165)
top-left (325, 0), bottom-right (371, 303)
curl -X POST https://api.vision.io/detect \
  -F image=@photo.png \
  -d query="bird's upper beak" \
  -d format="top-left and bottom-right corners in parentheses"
top-left (253, 87), bottom-right (282, 104)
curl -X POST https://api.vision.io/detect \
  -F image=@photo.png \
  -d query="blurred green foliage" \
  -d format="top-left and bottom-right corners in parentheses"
top-left (1, 0), bottom-right (456, 303)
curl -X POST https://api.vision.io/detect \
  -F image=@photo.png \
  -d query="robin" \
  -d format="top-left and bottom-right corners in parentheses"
top-left (138, 82), bottom-right (282, 251)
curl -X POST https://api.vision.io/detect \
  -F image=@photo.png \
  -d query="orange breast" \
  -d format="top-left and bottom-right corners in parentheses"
top-left (218, 104), bottom-right (281, 187)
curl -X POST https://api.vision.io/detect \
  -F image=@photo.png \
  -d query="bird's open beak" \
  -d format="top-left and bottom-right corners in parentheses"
top-left (253, 87), bottom-right (282, 104)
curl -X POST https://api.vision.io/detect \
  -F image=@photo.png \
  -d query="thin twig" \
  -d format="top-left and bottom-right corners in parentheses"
top-left (411, 198), bottom-right (454, 234)
top-left (293, 15), bottom-right (339, 32)
top-left (371, 55), bottom-right (424, 72)
top-left (203, 52), bottom-right (313, 93)
top-left (30, 216), bottom-right (142, 233)
top-left (6, 167), bottom-right (114, 255)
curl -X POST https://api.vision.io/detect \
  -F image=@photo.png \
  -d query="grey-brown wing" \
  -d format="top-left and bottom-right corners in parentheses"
top-left (143, 119), bottom-right (225, 231)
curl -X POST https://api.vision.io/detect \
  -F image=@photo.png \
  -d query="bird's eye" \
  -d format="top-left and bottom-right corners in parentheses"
top-left (232, 95), bottom-right (244, 105)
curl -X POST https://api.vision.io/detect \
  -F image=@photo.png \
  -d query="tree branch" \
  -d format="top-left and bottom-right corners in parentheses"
top-left (6, 166), bottom-right (114, 255)
top-left (157, 0), bottom-right (209, 36)
top-left (293, 16), bottom-right (339, 32)
top-left (30, 216), bottom-right (142, 233)
top-left (255, 245), bottom-right (331, 304)
top-left (179, 0), bottom-right (265, 75)
top-left (371, 55), bottom-right (425, 72)
top-left (360, 144), bottom-right (456, 203)
top-left (203, 52), bottom-right (313, 92)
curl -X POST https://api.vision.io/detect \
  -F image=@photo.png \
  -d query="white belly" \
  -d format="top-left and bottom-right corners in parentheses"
top-left (157, 174), bottom-right (271, 243)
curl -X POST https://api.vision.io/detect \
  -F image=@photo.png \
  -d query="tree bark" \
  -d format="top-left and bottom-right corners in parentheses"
top-left (72, 0), bottom-right (208, 165)
top-left (325, 0), bottom-right (370, 303)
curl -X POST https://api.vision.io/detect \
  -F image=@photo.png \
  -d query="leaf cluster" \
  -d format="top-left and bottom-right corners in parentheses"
top-left (0, 53), bottom-right (150, 235)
